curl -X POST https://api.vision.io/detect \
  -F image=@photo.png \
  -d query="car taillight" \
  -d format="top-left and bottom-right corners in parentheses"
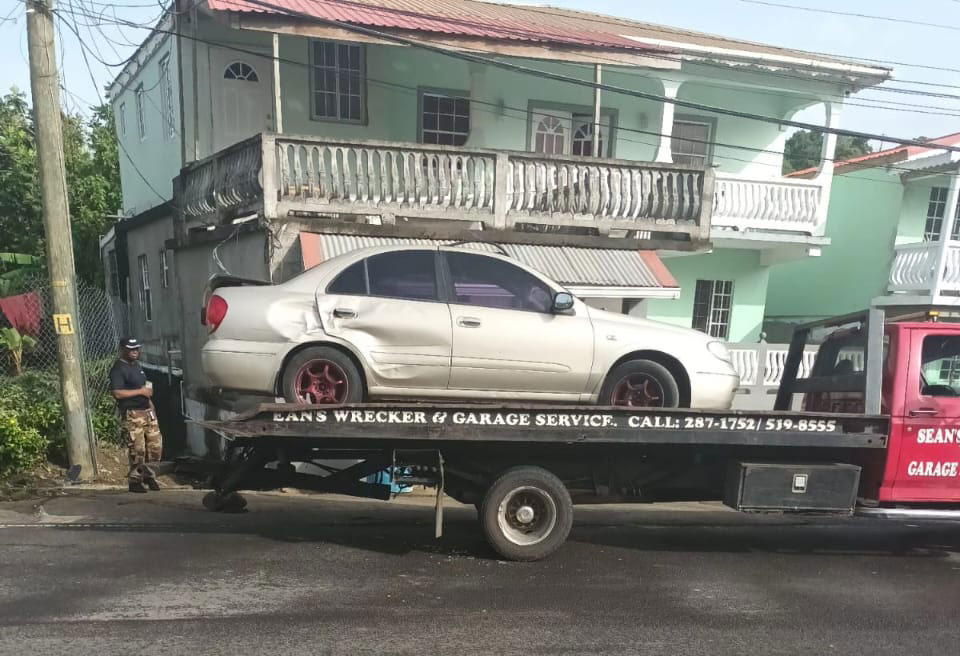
top-left (205, 294), bottom-right (228, 332)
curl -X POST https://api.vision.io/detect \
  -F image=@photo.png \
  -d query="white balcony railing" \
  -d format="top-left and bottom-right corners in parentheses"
top-left (713, 173), bottom-right (825, 236)
top-left (176, 134), bottom-right (713, 243)
top-left (888, 241), bottom-right (960, 296)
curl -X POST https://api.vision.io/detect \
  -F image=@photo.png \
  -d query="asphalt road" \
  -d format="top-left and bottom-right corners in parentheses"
top-left (1, 490), bottom-right (959, 656)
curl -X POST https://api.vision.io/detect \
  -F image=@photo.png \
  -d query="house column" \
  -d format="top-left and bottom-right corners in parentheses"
top-left (810, 99), bottom-right (843, 237)
top-left (592, 64), bottom-right (602, 157)
top-left (272, 33), bottom-right (283, 133)
top-left (931, 171), bottom-right (960, 300)
top-left (654, 79), bottom-right (682, 163)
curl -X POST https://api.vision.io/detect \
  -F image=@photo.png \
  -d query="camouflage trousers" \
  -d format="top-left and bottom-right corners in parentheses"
top-left (122, 409), bottom-right (163, 482)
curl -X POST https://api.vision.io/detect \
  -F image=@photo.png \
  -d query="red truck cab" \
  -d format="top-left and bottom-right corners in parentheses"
top-left (798, 315), bottom-right (960, 505)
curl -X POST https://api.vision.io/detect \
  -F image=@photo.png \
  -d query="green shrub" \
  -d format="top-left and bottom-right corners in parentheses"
top-left (0, 408), bottom-right (47, 475)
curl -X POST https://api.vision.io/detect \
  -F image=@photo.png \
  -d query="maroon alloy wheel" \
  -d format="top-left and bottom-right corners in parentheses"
top-left (611, 374), bottom-right (666, 407)
top-left (294, 359), bottom-right (349, 404)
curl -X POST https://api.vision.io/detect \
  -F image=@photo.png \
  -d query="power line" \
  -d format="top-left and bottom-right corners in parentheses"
top-left (738, 0), bottom-right (960, 33)
top-left (229, 0), bottom-right (960, 155)
top-left (55, 1), bottom-right (960, 184)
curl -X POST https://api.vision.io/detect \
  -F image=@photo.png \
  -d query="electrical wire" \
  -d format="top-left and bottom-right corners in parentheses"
top-left (738, 0), bottom-right (960, 33)
top-left (53, 1), bottom-right (960, 184)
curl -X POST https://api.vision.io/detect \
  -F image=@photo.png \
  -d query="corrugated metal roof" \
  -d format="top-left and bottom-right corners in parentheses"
top-left (298, 232), bottom-right (678, 294)
top-left (206, 0), bottom-right (888, 71)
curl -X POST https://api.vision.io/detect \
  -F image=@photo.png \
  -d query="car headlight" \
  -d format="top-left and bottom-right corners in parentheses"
top-left (707, 340), bottom-right (732, 363)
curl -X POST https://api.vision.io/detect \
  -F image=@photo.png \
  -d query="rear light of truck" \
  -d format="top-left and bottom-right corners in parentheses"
top-left (204, 294), bottom-right (228, 332)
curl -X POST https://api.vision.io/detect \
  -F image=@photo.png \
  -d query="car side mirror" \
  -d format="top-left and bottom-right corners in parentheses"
top-left (552, 292), bottom-right (575, 313)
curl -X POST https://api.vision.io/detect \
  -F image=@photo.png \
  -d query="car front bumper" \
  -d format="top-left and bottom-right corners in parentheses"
top-left (690, 368), bottom-right (741, 410)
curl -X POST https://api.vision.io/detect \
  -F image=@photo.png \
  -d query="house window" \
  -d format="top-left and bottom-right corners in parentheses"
top-left (672, 118), bottom-right (712, 167)
top-left (533, 115), bottom-right (567, 155)
top-left (118, 102), bottom-right (127, 136)
top-left (107, 249), bottom-right (120, 297)
top-left (310, 40), bottom-right (365, 122)
top-left (420, 92), bottom-right (469, 146)
top-left (923, 187), bottom-right (960, 241)
top-left (137, 254), bottom-right (152, 322)
top-left (160, 249), bottom-right (170, 289)
top-left (572, 121), bottom-right (603, 157)
top-left (692, 279), bottom-right (733, 340)
top-left (529, 109), bottom-right (612, 157)
top-left (224, 61), bottom-right (259, 81)
top-left (159, 54), bottom-right (175, 139)
top-left (135, 84), bottom-right (146, 140)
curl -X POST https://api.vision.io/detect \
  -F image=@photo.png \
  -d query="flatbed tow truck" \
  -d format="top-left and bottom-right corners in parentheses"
top-left (185, 307), bottom-right (960, 561)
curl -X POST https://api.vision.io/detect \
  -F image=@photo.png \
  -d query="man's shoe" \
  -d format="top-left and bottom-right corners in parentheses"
top-left (144, 478), bottom-right (160, 491)
top-left (128, 480), bottom-right (148, 493)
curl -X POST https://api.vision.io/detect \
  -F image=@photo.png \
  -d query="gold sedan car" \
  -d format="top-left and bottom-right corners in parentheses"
top-left (201, 246), bottom-right (739, 408)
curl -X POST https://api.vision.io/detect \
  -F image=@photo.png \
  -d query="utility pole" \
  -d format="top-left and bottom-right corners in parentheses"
top-left (25, 0), bottom-right (97, 479)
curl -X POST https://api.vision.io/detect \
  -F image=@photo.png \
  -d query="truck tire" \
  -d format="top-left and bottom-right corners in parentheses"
top-left (599, 359), bottom-right (681, 408)
top-left (281, 346), bottom-right (364, 404)
top-left (480, 466), bottom-right (573, 561)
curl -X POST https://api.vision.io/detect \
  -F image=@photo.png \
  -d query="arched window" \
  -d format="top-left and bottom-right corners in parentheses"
top-left (533, 116), bottom-right (566, 155)
top-left (572, 122), bottom-right (604, 157)
top-left (223, 62), bottom-right (259, 82)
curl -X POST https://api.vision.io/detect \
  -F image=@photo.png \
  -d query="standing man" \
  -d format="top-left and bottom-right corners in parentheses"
top-left (110, 337), bottom-right (163, 493)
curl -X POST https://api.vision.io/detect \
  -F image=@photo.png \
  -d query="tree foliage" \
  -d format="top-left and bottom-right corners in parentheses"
top-left (782, 129), bottom-right (873, 175)
top-left (0, 88), bottom-right (120, 285)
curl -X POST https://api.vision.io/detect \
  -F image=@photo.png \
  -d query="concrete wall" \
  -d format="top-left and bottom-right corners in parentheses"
top-left (123, 214), bottom-right (178, 353)
top-left (111, 33), bottom-right (182, 216)
top-left (764, 167), bottom-right (906, 323)
top-left (643, 250), bottom-right (770, 343)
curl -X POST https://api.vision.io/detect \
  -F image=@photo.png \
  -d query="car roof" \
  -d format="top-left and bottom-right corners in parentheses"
top-left (283, 243), bottom-right (561, 291)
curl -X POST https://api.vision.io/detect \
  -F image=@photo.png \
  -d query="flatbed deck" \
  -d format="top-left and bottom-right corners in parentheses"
top-left (199, 403), bottom-right (889, 450)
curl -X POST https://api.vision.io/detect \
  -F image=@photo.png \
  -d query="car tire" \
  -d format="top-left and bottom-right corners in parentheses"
top-left (281, 346), bottom-right (364, 404)
top-left (599, 359), bottom-right (681, 408)
top-left (480, 466), bottom-right (573, 562)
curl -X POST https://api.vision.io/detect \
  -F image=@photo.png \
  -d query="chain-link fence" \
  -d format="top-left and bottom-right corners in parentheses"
top-left (0, 272), bottom-right (129, 414)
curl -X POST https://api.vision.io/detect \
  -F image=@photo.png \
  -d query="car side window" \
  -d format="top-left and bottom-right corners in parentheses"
top-left (367, 251), bottom-right (438, 301)
top-left (327, 260), bottom-right (367, 295)
top-left (446, 252), bottom-right (554, 313)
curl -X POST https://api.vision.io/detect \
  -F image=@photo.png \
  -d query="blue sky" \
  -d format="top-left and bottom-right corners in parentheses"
top-left (2, 0), bottom-right (959, 145)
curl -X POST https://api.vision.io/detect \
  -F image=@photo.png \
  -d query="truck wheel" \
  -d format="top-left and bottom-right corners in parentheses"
top-left (480, 466), bottom-right (573, 562)
top-left (599, 359), bottom-right (680, 408)
top-left (281, 346), bottom-right (364, 404)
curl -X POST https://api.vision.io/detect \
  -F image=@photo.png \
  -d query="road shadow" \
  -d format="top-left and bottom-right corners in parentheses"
top-left (9, 493), bottom-right (960, 561)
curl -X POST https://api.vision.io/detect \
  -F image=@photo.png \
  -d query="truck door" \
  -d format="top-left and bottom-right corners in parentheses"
top-left (895, 329), bottom-right (960, 502)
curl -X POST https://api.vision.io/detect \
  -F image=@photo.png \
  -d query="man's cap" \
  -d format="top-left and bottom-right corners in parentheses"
top-left (120, 337), bottom-right (142, 350)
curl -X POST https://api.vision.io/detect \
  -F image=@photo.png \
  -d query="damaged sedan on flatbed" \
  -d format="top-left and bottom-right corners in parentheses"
top-left (200, 245), bottom-right (739, 409)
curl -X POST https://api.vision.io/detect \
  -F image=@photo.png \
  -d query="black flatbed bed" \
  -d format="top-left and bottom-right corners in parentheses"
top-left (198, 402), bottom-right (889, 450)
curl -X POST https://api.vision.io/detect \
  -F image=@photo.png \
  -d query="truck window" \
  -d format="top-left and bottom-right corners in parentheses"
top-left (920, 335), bottom-right (960, 397)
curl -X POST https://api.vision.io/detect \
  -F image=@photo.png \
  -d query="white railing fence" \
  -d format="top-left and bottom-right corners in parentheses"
top-left (713, 173), bottom-right (825, 236)
top-left (727, 342), bottom-right (820, 410)
top-left (176, 133), bottom-right (712, 241)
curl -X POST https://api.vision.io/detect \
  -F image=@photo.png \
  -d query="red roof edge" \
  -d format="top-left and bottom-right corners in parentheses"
top-left (787, 131), bottom-right (960, 178)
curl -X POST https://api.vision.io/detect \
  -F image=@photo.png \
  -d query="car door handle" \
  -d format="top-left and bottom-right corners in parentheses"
top-left (909, 408), bottom-right (940, 417)
top-left (333, 308), bottom-right (357, 319)
top-left (457, 317), bottom-right (482, 328)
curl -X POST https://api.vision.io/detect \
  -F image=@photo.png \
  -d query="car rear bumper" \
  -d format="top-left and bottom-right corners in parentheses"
top-left (201, 340), bottom-right (283, 394)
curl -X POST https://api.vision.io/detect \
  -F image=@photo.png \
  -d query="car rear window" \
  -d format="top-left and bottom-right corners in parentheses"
top-left (367, 251), bottom-right (438, 301)
top-left (328, 260), bottom-right (367, 295)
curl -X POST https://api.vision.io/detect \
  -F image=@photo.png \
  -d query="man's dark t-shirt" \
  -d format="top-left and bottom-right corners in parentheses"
top-left (109, 359), bottom-right (149, 414)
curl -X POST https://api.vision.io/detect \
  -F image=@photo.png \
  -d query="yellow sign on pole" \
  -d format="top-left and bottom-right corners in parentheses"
top-left (52, 313), bottom-right (75, 335)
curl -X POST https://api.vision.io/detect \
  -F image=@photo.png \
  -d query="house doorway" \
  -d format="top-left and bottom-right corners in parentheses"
top-left (211, 48), bottom-right (274, 152)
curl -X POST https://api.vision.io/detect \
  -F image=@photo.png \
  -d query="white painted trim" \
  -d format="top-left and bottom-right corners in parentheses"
top-left (566, 286), bottom-right (681, 299)
top-left (619, 35), bottom-right (889, 78)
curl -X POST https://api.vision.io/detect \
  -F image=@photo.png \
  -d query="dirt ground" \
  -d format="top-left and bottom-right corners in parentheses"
top-left (0, 442), bottom-right (184, 501)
